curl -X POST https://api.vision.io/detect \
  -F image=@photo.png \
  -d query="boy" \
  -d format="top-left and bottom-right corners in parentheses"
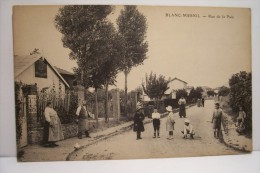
top-left (211, 102), bottom-right (223, 139)
top-left (152, 107), bottom-right (161, 138)
top-left (181, 119), bottom-right (195, 139)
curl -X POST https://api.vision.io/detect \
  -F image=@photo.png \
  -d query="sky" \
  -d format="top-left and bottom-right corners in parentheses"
top-left (13, 5), bottom-right (251, 91)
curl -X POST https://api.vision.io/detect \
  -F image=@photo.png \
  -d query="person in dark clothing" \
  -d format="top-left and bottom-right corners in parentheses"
top-left (133, 106), bottom-right (145, 140)
top-left (201, 98), bottom-right (205, 107)
top-left (76, 100), bottom-right (91, 139)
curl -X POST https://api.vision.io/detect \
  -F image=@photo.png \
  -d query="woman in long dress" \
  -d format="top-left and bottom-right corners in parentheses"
top-left (178, 96), bottom-right (186, 118)
top-left (44, 102), bottom-right (64, 147)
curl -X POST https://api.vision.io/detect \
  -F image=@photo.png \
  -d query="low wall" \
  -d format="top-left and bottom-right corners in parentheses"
top-left (27, 118), bottom-right (121, 144)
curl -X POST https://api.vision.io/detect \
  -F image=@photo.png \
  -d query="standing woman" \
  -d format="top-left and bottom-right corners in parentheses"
top-left (178, 96), bottom-right (187, 118)
top-left (44, 101), bottom-right (64, 147)
top-left (133, 106), bottom-right (145, 140)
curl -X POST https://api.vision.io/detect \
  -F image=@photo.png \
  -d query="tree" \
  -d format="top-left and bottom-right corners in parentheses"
top-left (218, 86), bottom-right (230, 96)
top-left (55, 5), bottom-right (114, 88)
top-left (142, 72), bottom-right (171, 106)
top-left (117, 6), bottom-right (148, 116)
top-left (229, 71), bottom-right (252, 132)
top-left (207, 90), bottom-right (215, 97)
top-left (195, 87), bottom-right (203, 99)
top-left (176, 89), bottom-right (188, 101)
top-left (55, 5), bottom-right (118, 125)
top-left (30, 48), bottom-right (40, 55)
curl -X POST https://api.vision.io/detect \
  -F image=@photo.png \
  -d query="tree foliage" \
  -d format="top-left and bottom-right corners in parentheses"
top-left (176, 89), bottom-right (188, 101)
top-left (55, 5), bottom-right (115, 88)
top-left (142, 72), bottom-right (171, 100)
top-left (117, 6), bottom-right (148, 71)
top-left (117, 5), bottom-right (148, 116)
top-left (229, 71), bottom-right (252, 132)
top-left (218, 86), bottom-right (230, 96)
top-left (207, 90), bottom-right (215, 97)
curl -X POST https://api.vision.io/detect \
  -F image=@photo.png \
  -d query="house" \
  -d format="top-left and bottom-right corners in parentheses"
top-left (54, 66), bottom-right (77, 88)
top-left (144, 77), bottom-right (188, 100)
top-left (14, 55), bottom-right (70, 93)
top-left (163, 77), bottom-right (188, 99)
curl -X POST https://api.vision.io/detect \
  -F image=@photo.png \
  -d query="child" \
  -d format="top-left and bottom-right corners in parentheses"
top-left (235, 106), bottom-right (246, 135)
top-left (166, 106), bottom-right (175, 140)
top-left (181, 119), bottom-right (195, 139)
top-left (211, 102), bottom-right (223, 139)
top-left (152, 107), bottom-right (161, 138)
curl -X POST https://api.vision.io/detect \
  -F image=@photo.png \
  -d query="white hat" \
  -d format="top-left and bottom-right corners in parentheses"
top-left (166, 105), bottom-right (173, 112)
top-left (184, 119), bottom-right (190, 123)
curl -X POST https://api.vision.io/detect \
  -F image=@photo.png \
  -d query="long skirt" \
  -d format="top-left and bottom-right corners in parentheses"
top-left (49, 116), bottom-right (64, 142)
top-left (179, 105), bottom-right (186, 117)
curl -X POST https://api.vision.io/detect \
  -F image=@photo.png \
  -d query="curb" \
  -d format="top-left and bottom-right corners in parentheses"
top-left (221, 125), bottom-right (250, 153)
top-left (66, 105), bottom-right (195, 161)
top-left (66, 118), bottom-right (154, 161)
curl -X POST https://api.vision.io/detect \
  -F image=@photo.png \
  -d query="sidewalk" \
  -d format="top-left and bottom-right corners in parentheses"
top-left (19, 117), bottom-right (153, 162)
top-left (221, 114), bottom-right (252, 152)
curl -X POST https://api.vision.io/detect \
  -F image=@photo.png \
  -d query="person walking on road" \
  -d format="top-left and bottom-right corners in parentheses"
top-left (178, 96), bottom-right (186, 118)
top-left (76, 100), bottom-right (91, 139)
top-left (152, 107), bottom-right (161, 138)
top-left (211, 102), bottom-right (223, 139)
top-left (201, 98), bottom-right (205, 107)
top-left (181, 119), bottom-right (195, 139)
top-left (166, 106), bottom-right (175, 140)
top-left (133, 106), bottom-right (145, 140)
top-left (43, 101), bottom-right (64, 147)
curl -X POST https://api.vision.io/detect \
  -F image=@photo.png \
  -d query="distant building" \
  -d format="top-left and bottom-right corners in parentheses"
top-left (144, 77), bottom-right (188, 100)
top-left (14, 55), bottom-right (70, 93)
top-left (54, 66), bottom-right (77, 88)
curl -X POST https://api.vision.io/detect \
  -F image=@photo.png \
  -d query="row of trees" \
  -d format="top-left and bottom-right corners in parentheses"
top-left (55, 5), bottom-right (148, 123)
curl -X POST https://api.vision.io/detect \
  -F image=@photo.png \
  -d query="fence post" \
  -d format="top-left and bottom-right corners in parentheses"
top-left (112, 89), bottom-right (120, 121)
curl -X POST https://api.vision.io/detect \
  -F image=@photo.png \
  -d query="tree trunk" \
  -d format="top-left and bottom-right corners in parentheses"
top-left (95, 88), bottom-right (99, 128)
top-left (124, 69), bottom-right (128, 117)
top-left (104, 80), bottom-right (109, 123)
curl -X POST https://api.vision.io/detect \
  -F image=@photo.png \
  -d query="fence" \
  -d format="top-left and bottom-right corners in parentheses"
top-left (37, 91), bottom-right (78, 124)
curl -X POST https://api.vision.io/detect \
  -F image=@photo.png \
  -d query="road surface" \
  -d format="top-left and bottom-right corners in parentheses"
top-left (70, 100), bottom-right (241, 160)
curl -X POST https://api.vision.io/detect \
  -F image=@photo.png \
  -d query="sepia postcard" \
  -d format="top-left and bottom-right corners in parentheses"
top-left (13, 5), bottom-right (252, 162)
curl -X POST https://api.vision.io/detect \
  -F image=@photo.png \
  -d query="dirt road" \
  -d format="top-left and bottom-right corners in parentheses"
top-left (70, 100), bottom-right (241, 160)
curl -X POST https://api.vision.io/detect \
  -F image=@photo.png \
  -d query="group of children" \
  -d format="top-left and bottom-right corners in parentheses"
top-left (152, 105), bottom-right (195, 140)
top-left (134, 101), bottom-right (246, 140)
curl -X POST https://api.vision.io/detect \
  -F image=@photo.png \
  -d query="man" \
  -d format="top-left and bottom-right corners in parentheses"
top-left (201, 97), bottom-right (205, 107)
top-left (211, 102), bottom-right (223, 139)
top-left (76, 100), bottom-right (91, 139)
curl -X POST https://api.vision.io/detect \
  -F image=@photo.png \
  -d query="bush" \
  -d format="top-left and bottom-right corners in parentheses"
top-left (229, 71), bottom-right (252, 132)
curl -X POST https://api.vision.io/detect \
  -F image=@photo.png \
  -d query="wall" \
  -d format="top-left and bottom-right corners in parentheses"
top-left (168, 80), bottom-right (187, 91)
top-left (15, 63), bottom-right (66, 93)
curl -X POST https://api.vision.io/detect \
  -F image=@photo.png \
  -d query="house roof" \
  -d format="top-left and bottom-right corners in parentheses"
top-left (54, 66), bottom-right (74, 76)
top-left (14, 55), bottom-right (70, 88)
top-left (170, 77), bottom-right (188, 84)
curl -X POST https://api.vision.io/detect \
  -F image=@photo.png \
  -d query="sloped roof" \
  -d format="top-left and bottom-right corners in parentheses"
top-left (170, 77), bottom-right (187, 84)
top-left (14, 55), bottom-right (70, 88)
top-left (54, 66), bottom-right (74, 76)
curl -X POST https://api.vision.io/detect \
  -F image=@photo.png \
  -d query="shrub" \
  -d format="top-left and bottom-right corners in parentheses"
top-left (229, 71), bottom-right (252, 132)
